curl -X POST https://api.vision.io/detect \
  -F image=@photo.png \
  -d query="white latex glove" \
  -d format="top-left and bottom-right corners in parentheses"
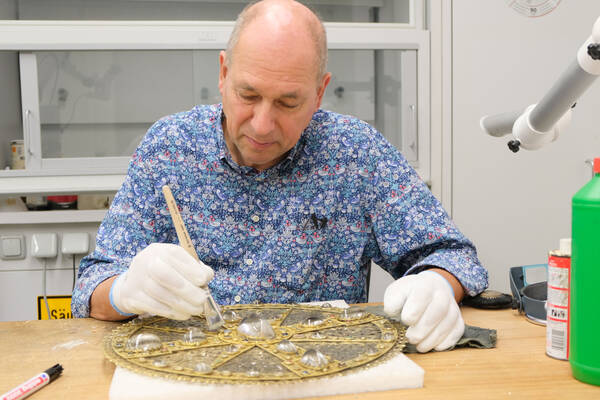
top-left (110, 243), bottom-right (214, 320)
top-left (383, 270), bottom-right (464, 353)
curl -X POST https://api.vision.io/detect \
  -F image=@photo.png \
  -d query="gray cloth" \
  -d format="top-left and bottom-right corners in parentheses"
top-left (363, 305), bottom-right (497, 353)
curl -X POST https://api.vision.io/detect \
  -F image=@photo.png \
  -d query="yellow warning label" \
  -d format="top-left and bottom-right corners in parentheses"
top-left (37, 295), bottom-right (72, 320)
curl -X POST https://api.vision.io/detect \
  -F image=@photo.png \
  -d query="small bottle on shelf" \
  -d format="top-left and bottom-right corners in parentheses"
top-left (25, 195), bottom-right (49, 211)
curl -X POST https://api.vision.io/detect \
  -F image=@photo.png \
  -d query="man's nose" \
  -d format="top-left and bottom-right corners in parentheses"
top-left (251, 102), bottom-right (275, 136)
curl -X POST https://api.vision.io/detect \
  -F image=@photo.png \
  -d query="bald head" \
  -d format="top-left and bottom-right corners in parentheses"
top-left (225, 0), bottom-right (328, 81)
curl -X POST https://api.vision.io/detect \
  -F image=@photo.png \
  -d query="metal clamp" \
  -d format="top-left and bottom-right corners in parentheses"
top-left (509, 265), bottom-right (547, 325)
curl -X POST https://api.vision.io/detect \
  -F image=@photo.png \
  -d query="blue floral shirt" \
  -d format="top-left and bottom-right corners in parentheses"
top-left (72, 104), bottom-right (487, 317)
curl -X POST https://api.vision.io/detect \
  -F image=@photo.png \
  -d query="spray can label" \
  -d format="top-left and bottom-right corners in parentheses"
top-left (546, 252), bottom-right (570, 360)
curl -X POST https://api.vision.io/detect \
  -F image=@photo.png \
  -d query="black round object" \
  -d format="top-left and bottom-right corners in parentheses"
top-left (507, 140), bottom-right (521, 153)
top-left (587, 43), bottom-right (600, 60)
top-left (462, 290), bottom-right (514, 309)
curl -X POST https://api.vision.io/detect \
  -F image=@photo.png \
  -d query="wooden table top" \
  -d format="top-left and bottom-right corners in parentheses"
top-left (1, 307), bottom-right (598, 399)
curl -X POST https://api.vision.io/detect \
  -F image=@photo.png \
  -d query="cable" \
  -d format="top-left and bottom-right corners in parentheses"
top-left (42, 259), bottom-right (51, 320)
top-left (72, 255), bottom-right (76, 291)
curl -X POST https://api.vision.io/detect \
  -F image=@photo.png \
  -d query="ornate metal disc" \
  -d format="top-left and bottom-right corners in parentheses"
top-left (104, 304), bottom-right (407, 384)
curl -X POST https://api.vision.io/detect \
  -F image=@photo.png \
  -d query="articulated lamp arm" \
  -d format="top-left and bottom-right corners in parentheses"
top-left (480, 16), bottom-right (600, 152)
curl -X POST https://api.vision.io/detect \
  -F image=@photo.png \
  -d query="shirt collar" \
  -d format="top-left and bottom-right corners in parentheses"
top-left (215, 104), bottom-right (228, 161)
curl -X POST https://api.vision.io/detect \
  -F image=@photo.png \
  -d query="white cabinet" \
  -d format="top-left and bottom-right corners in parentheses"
top-left (0, 0), bottom-right (430, 199)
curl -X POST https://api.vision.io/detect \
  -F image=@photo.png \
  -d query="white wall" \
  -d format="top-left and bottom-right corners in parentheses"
top-left (452, 1), bottom-right (600, 293)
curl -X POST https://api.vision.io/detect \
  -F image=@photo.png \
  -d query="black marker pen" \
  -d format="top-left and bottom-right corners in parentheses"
top-left (1, 364), bottom-right (63, 400)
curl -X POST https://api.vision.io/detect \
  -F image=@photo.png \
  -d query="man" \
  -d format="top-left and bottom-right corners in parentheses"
top-left (72, 0), bottom-right (488, 353)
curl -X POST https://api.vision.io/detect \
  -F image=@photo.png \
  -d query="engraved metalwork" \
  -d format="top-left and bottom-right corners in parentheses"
top-left (104, 304), bottom-right (407, 384)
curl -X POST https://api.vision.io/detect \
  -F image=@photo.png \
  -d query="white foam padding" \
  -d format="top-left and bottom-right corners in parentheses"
top-left (109, 352), bottom-right (424, 400)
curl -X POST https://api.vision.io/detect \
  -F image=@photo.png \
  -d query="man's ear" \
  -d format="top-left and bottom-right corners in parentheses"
top-left (218, 50), bottom-right (228, 95)
top-left (315, 72), bottom-right (331, 110)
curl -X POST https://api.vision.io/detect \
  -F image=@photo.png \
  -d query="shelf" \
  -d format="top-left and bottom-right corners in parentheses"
top-left (0, 174), bottom-right (125, 196)
top-left (0, 209), bottom-right (108, 224)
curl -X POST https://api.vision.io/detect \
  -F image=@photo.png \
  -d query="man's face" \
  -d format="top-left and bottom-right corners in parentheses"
top-left (218, 29), bottom-right (330, 172)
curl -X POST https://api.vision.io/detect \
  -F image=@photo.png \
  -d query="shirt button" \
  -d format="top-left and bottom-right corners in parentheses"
top-left (251, 215), bottom-right (260, 223)
top-left (245, 259), bottom-right (253, 266)
top-left (234, 295), bottom-right (241, 303)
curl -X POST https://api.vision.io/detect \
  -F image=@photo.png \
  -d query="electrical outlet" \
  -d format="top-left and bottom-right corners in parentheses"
top-left (31, 233), bottom-right (58, 258)
top-left (61, 233), bottom-right (90, 255)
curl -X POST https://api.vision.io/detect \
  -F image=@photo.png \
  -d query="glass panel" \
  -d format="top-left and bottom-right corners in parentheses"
top-left (35, 48), bottom-right (415, 159)
top-left (312, 0), bottom-right (411, 23)
top-left (324, 49), bottom-right (416, 156)
top-left (17, 0), bottom-right (411, 24)
top-left (0, 51), bottom-right (22, 170)
top-left (36, 50), bottom-right (220, 158)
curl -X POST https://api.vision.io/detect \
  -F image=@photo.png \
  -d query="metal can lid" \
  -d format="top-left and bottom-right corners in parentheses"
top-left (559, 238), bottom-right (572, 256)
top-left (10, 139), bottom-right (23, 145)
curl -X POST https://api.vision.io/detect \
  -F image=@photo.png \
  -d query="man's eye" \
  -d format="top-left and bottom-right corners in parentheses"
top-left (279, 102), bottom-right (298, 109)
top-left (240, 94), bottom-right (258, 101)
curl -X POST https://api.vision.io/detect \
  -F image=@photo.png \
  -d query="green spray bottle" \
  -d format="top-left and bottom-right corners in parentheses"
top-left (570, 157), bottom-right (600, 385)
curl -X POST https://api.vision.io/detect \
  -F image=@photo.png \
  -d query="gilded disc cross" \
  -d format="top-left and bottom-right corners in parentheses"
top-left (104, 303), bottom-right (407, 384)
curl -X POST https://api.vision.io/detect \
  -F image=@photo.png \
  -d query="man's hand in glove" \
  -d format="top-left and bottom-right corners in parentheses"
top-left (109, 243), bottom-right (214, 320)
top-left (384, 269), bottom-right (465, 353)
